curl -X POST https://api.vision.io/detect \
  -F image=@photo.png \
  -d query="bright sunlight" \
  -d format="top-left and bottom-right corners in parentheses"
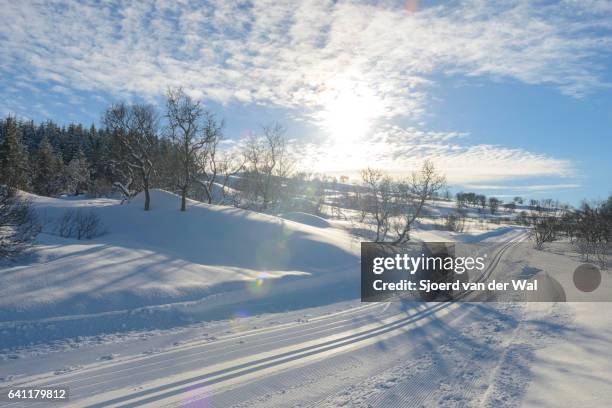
top-left (318, 76), bottom-right (384, 144)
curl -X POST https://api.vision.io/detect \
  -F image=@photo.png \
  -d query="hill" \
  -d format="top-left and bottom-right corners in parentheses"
top-left (0, 190), bottom-right (359, 322)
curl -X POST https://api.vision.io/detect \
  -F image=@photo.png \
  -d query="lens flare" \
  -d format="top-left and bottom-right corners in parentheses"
top-left (181, 384), bottom-right (212, 407)
top-left (247, 272), bottom-right (270, 297)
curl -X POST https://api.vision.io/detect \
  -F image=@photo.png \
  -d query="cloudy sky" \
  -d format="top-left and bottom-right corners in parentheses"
top-left (1, 0), bottom-right (611, 204)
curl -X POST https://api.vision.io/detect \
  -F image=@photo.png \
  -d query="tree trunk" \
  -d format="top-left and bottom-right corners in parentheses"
top-left (182, 150), bottom-right (189, 211)
top-left (144, 183), bottom-right (150, 211)
top-left (394, 226), bottom-right (410, 244)
top-left (204, 182), bottom-right (212, 204)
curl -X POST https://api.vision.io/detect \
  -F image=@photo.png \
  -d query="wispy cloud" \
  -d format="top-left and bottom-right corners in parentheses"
top-left (297, 125), bottom-right (576, 182)
top-left (464, 184), bottom-right (582, 191)
top-left (0, 0), bottom-right (607, 183)
top-left (462, 183), bottom-right (581, 192)
top-left (1, 1), bottom-right (610, 112)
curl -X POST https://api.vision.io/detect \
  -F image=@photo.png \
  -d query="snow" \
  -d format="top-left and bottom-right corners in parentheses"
top-left (0, 189), bottom-right (358, 324)
top-left (278, 212), bottom-right (331, 228)
top-left (1, 190), bottom-right (610, 407)
top-left (523, 303), bottom-right (612, 407)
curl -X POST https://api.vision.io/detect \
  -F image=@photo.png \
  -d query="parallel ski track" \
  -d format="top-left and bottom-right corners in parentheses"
top-left (1, 234), bottom-right (526, 408)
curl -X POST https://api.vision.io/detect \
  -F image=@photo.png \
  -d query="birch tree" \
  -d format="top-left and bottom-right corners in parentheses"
top-left (393, 160), bottom-right (446, 243)
top-left (104, 103), bottom-right (158, 210)
top-left (166, 87), bottom-right (220, 211)
top-left (242, 123), bottom-right (292, 210)
top-left (192, 114), bottom-right (244, 204)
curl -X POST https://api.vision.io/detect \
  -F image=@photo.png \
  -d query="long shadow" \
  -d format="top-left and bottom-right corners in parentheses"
top-left (0, 268), bottom-right (362, 348)
top-left (1, 200), bottom-right (365, 345)
top-left (359, 302), bottom-right (530, 407)
top-left (83, 301), bottom-right (523, 408)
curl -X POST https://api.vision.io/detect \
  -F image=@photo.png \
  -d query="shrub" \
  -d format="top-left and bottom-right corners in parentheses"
top-left (445, 212), bottom-right (466, 233)
top-left (55, 209), bottom-right (105, 239)
top-left (0, 187), bottom-right (41, 259)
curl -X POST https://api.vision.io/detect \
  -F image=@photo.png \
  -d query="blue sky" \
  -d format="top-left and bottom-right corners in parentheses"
top-left (1, 0), bottom-right (611, 206)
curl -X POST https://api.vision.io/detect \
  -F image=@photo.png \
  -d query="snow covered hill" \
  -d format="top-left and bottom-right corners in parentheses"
top-left (0, 190), bottom-right (359, 324)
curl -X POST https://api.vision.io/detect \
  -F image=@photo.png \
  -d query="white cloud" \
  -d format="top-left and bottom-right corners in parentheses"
top-left (296, 125), bottom-right (575, 183)
top-left (1, 0), bottom-right (610, 112)
top-left (0, 0), bottom-right (606, 182)
top-left (462, 184), bottom-right (582, 191)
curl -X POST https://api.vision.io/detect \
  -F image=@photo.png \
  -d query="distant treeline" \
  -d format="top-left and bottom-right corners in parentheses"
top-left (0, 115), bottom-right (175, 198)
top-left (0, 88), bottom-right (292, 212)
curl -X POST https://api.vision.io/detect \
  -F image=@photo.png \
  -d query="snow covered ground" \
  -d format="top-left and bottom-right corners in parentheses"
top-left (0, 191), bottom-right (610, 407)
top-left (0, 190), bottom-right (358, 323)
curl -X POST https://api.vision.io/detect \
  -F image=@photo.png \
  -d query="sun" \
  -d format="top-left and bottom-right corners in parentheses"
top-left (318, 78), bottom-right (383, 145)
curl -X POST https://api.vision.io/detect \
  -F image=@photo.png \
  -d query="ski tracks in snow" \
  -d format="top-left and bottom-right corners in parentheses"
top-left (306, 303), bottom-right (574, 408)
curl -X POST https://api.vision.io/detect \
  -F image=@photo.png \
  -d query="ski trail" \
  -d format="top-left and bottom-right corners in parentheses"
top-left (1, 234), bottom-right (529, 408)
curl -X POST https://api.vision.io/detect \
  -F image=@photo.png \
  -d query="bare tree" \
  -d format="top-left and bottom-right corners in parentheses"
top-left (166, 88), bottom-right (216, 211)
top-left (104, 103), bottom-right (158, 210)
top-left (529, 202), bottom-right (562, 249)
top-left (360, 168), bottom-right (394, 242)
top-left (356, 161), bottom-right (445, 243)
top-left (571, 200), bottom-right (611, 268)
top-left (242, 122), bottom-right (293, 211)
top-left (445, 209), bottom-right (466, 232)
top-left (193, 119), bottom-right (245, 204)
top-left (488, 197), bottom-right (500, 215)
top-left (530, 213), bottom-right (558, 249)
top-left (477, 194), bottom-right (487, 212)
top-left (392, 160), bottom-right (446, 243)
top-left (205, 153), bottom-right (244, 204)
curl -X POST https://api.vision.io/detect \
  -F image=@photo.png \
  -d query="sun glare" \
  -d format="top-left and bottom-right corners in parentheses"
top-left (319, 78), bottom-right (383, 145)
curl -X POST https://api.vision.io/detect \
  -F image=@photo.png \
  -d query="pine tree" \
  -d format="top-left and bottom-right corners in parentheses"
top-left (0, 117), bottom-right (30, 190)
top-left (32, 136), bottom-right (62, 196)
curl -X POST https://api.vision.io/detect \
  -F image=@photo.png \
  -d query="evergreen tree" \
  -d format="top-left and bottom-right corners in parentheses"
top-left (32, 136), bottom-right (63, 196)
top-left (0, 117), bottom-right (30, 190)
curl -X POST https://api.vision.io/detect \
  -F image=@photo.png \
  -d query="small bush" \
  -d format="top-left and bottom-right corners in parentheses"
top-left (0, 187), bottom-right (41, 259)
top-left (574, 238), bottom-right (610, 270)
top-left (445, 212), bottom-right (465, 233)
top-left (55, 209), bottom-right (105, 239)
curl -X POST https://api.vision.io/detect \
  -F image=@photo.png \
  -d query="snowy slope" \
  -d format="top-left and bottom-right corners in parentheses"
top-left (1, 193), bottom-right (610, 408)
top-left (0, 190), bottom-right (359, 322)
top-left (278, 212), bottom-right (332, 228)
